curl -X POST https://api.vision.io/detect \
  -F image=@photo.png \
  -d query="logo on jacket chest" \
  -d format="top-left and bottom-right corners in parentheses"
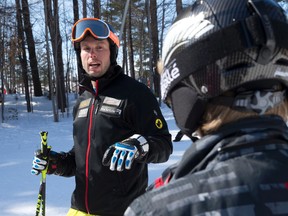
top-left (77, 98), bottom-right (92, 118)
top-left (99, 96), bottom-right (123, 115)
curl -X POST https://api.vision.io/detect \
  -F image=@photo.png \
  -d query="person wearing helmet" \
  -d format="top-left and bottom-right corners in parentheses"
top-left (31, 18), bottom-right (172, 216)
top-left (125, 0), bottom-right (288, 215)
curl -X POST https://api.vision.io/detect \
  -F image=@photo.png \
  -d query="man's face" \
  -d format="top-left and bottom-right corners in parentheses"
top-left (80, 36), bottom-right (111, 78)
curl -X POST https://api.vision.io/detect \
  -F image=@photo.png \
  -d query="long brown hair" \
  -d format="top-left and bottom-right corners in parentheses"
top-left (199, 100), bottom-right (288, 136)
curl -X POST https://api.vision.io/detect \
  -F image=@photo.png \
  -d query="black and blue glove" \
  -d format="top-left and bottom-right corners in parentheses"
top-left (102, 136), bottom-right (149, 172)
top-left (31, 148), bottom-right (59, 175)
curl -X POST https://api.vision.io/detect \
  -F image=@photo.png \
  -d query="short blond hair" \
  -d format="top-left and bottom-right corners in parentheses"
top-left (198, 100), bottom-right (288, 136)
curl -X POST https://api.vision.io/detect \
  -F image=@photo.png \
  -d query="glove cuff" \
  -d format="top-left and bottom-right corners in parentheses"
top-left (47, 151), bottom-right (59, 174)
top-left (47, 151), bottom-right (68, 175)
top-left (134, 136), bottom-right (149, 159)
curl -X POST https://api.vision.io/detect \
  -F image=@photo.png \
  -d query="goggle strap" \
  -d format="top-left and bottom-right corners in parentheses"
top-left (109, 31), bottom-right (120, 47)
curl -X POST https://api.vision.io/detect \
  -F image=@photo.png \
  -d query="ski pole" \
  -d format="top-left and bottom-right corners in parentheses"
top-left (35, 131), bottom-right (49, 216)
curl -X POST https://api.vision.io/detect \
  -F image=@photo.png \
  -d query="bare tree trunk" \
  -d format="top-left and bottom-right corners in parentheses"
top-left (73, 0), bottom-right (79, 24)
top-left (127, 2), bottom-right (135, 79)
top-left (93, 0), bottom-right (101, 18)
top-left (54, 0), bottom-right (66, 112)
top-left (83, 0), bottom-right (87, 18)
top-left (7, 40), bottom-right (15, 93)
top-left (44, 0), bottom-right (58, 122)
top-left (176, 0), bottom-right (183, 15)
top-left (159, 0), bottom-right (166, 54)
top-left (145, 0), bottom-right (155, 93)
top-left (63, 0), bottom-right (72, 117)
top-left (15, 0), bottom-right (31, 112)
top-left (139, 14), bottom-right (144, 79)
top-left (72, 0), bottom-right (82, 85)
top-left (145, 0), bottom-right (154, 94)
top-left (150, 0), bottom-right (160, 99)
top-left (21, 0), bottom-right (43, 97)
top-left (0, 15), bottom-right (5, 122)
top-left (45, 0), bottom-right (66, 112)
top-left (122, 24), bottom-right (127, 74)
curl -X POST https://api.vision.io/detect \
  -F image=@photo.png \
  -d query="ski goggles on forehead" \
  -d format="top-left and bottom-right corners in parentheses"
top-left (72, 18), bottom-right (120, 47)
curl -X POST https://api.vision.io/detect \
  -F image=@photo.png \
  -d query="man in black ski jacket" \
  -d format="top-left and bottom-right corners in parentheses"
top-left (31, 18), bottom-right (172, 216)
top-left (125, 0), bottom-right (288, 215)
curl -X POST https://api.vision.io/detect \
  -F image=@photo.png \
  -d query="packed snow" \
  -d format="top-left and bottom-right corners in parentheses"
top-left (0, 93), bottom-right (192, 216)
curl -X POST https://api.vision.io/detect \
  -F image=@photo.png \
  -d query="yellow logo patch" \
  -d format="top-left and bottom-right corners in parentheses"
top-left (79, 98), bottom-right (91, 109)
top-left (155, 118), bottom-right (163, 129)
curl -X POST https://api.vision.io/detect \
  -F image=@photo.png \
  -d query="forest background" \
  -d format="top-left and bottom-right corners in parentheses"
top-left (0, 0), bottom-right (288, 122)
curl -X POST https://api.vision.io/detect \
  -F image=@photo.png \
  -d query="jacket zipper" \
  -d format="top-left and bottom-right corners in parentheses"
top-left (85, 81), bottom-right (99, 214)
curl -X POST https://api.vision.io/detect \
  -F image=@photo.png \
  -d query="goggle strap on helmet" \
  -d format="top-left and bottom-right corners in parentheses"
top-left (182, 17), bottom-right (288, 72)
top-left (212, 89), bottom-right (286, 114)
top-left (109, 31), bottom-right (120, 47)
top-left (161, 16), bottom-right (288, 101)
top-left (248, 0), bottom-right (276, 64)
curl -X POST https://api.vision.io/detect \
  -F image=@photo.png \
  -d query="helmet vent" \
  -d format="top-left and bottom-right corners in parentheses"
top-left (275, 59), bottom-right (288, 67)
top-left (225, 62), bottom-right (253, 72)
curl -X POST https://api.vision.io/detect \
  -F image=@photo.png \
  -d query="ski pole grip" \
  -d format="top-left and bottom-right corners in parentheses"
top-left (40, 131), bottom-right (49, 158)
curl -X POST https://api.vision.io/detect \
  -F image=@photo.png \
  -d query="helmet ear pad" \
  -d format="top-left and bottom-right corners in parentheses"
top-left (170, 85), bottom-right (207, 137)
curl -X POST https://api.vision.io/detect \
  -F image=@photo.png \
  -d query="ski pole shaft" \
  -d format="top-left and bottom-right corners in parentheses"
top-left (35, 131), bottom-right (49, 216)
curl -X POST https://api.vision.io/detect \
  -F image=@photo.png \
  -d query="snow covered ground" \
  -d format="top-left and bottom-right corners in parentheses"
top-left (0, 93), bottom-right (192, 216)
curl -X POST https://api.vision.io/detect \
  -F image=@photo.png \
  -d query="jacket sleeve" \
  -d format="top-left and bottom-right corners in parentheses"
top-left (50, 147), bottom-right (76, 177)
top-left (124, 85), bottom-right (173, 163)
top-left (50, 102), bottom-right (81, 177)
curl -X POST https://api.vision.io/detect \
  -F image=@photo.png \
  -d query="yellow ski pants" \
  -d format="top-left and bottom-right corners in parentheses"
top-left (66, 208), bottom-right (99, 216)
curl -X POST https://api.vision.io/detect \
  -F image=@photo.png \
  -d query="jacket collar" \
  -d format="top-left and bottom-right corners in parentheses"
top-left (79, 65), bottom-right (123, 94)
top-left (173, 115), bottom-right (288, 179)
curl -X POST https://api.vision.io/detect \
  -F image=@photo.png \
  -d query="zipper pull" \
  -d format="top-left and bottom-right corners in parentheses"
top-left (94, 96), bottom-right (101, 114)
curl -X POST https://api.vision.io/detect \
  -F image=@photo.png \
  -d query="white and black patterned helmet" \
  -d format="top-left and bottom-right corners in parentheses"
top-left (160, 0), bottom-right (288, 135)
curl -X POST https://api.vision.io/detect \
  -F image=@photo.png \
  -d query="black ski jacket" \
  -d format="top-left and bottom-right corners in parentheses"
top-left (56, 65), bottom-right (172, 215)
top-left (125, 115), bottom-right (288, 216)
